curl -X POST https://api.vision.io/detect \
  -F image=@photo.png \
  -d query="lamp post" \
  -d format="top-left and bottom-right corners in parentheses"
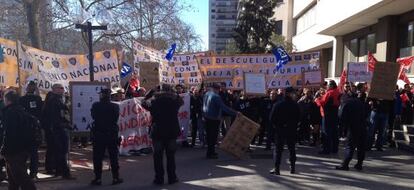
top-left (74, 8), bottom-right (111, 82)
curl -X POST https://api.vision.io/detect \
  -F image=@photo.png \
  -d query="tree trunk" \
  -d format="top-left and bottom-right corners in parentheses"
top-left (24, 0), bottom-right (43, 49)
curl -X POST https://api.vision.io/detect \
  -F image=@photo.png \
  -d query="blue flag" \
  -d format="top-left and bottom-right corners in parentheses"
top-left (120, 62), bottom-right (133, 79)
top-left (0, 45), bottom-right (4, 63)
top-left (165, 43), bottom-right (177, 61)
top-left (272, 46), bottom-right (292, 71)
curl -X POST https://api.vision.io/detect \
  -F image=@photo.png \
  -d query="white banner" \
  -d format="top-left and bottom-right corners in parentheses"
top-left (177, 93), bottom-right (191, 142)
top-left (118, 98), bottom-right (152, 155)
top-left (159, 53), bottom-right (204, 85)
top-left (17, 41), bottom-right (120, 93)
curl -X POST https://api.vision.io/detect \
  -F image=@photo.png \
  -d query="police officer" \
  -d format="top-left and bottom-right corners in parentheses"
top-left (269, 87), bottom-right (301, 175)
top-left (90, 88), bottom-right (123, 185)
top-left (336, 94), bottom-right (367, 171)
top-left (19, 81), bottom-right (43, 178)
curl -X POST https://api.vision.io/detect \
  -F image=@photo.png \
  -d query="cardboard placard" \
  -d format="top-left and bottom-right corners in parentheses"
top-left (369, 62), bottom-right (400, 100)
top-left (347, 62), bottom-right (372, 83)
top-left (244, 73), bottom-right (266, 95)
top-left (139, 62), bottom-right (160, 90)
top-left (70, 81), bottom-right (111, 132)
top-left (219, 114), bottom-right (260, 158)
top-left (302, 70), bottom-right (322, 87)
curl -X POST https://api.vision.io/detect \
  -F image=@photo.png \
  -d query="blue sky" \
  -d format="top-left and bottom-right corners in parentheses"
top-left (179, 0), bottom-right (209, 51)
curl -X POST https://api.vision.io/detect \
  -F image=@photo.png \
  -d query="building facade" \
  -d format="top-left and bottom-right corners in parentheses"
top-left (209, 0), bottom-right (239, 53)
top-left (271, 0), bottom-right (294, 43)
top-left (291, 0), bottom-right (414, 81)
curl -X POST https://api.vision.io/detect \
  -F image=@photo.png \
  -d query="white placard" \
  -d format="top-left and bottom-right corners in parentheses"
top-left (347, 62), bottom-right (372, 83)
top-left (70, 82), bottom-right (110, 132)
top-left (303, 70), bottom-right (322, 86)
top-left (244, 73), bottom-right (266, 95)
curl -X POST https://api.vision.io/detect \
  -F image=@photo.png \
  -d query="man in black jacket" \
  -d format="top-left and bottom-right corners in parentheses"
top-left (90, 88), bottom-right (123, 185)
top-left (269, 87), bottom-right (301, 175)
top-left (20, 81), bottom-right (43, 179)
top-left (142, 84), bottom-right (183, 185)
top-left (42, 84), bottom-right (74, 179)
top-left (1, 91), bottom-right (37, 190)
top-left (336, 95), bottom-right (367, 171)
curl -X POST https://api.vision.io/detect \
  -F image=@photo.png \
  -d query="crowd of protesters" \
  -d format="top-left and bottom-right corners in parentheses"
top-left (0, 77), bottom-right (413, 189)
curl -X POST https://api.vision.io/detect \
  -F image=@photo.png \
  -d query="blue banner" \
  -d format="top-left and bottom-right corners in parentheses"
top-left (165, 43), bottom-right (177, 61)
top-left (272, 46), bottom-right (292, 71)
top-left (120, 62), bottom-right (133, 78)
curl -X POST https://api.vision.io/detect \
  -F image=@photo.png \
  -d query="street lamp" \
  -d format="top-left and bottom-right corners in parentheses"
top-left (74, 8), bottom-right (112, 81)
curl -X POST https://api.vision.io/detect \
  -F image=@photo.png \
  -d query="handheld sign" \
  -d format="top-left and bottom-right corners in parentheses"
top-left (302, 70), bottom-right (322, 87)
top-left (244, 73), bottom-right (266, 95)
top-left (347, 62), bottom-right (372, 83)
top-left (70, 81), bottom-right (110, 132)
top-left (368, 62), bottom-right (399, 100)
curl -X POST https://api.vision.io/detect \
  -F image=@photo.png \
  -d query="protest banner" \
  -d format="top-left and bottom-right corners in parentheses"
top-left (0, 38), bottom-right (18, 87)
top-left (17, 41), bottom-right (121, 93)
top-left (133, 41), bottom-right (164, 63)
top-left (70, 81), bottom-right (110, 132)
top-left (159, 53), bottom-right (205, 85)
top-left (244, 73), bottom-right (266, 95)
top-left (347, 62), bottom-right (372, 83)
top-left (139, 62), bottom-right (160, 90)
top-left (197, 51), bottom-right (320, 89)
top-left (177, 93), bottom-right (191, 142)
top-left (369, 62), bottom-right (400, 100)
top-left (302, 70), bottom-right (323, 87)
top-left (220, 114), bottom-right (260, 158)
top-left (117, 98), bottom-right (152, 155)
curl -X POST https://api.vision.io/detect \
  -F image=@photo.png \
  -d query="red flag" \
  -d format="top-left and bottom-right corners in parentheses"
top-left (368, 51), bottom-right (377, 72)
top-left (397, 56), bottom-right (414, 67)
top-left (398, 65), bottom-right (411, 84)
top-left (338, 69), bottom-right (347, 93)
top-left (396, 56), bottom-right (414, 84)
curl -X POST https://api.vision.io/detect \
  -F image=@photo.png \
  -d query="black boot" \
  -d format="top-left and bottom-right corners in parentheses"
top-left (290, 164), bottom-right (296, 174)
top-left (90, 178), bottom-right (102, 186)
top-left (269, 166), bottom-right (280, 175)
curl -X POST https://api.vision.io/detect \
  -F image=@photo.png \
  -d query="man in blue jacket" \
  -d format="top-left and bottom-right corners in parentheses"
top-left (203, 83), bottom-right (238, 159)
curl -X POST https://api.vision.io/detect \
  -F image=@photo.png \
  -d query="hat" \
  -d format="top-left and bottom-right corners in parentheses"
top-left (99, 88), bottom-right (112, 95)
top-left (111, 87), bottom-right (125, 95)
top-left (28, 81), bottom-right (36, 86)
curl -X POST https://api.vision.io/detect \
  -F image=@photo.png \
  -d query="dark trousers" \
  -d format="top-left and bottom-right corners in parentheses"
top-left (152, 139), bottom-right (177, 182)
top-left (191, 116), bottom-right (198, 146)
top-left (205, 119), bottom-right (221, 156)
top-left (368, 112), bottom-right (388, 149)
top-left (342, 131), bottom-right (366, 167)
top-left (321, 116), bottom-right (339, 153)
top-left (266, 122), bottom-right (274, 149)
top-left (93, 139), bottom-right (120, 179)
top-left (53, 129), bottom-right (70, 177)
top-left (4, 152), bottom-right (37, 190)
top-left (274, 133), bottom-right (296, 167)
top-left (298, 120), bottom-right (311, 142)
top-left (30, 144), bottom-right (39, 176)
top-left (44, 128), bottom-right (56, 173)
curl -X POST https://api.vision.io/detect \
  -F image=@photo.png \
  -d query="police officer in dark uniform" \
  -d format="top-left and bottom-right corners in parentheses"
top-left (90, 88), bottom-right (123, 185)
top-left (269, 87), bottom-right (301, 175)
top-left (336, 94), bottom-right (367, 171)
top-left (19, 81), bottom-right (43, 178)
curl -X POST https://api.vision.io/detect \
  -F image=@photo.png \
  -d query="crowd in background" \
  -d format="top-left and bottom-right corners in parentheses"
top-left (1, 78), bottom-right (414, 188)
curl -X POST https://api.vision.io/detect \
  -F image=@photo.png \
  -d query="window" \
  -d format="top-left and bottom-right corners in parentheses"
top-left (211, 15), bottom-right (216, 19)
top-left (401, 22), bottom-right (414, 48)
top-left (343, 33), bottom-right (376, 64)
top-left (295, 5), bottom-right (316, 35)
top-left (275, 20), bottom-right (283, 35)
top-left (367, 33), bottom-right (376, 53)
top-left (211, 9), bottom-right (216, 13)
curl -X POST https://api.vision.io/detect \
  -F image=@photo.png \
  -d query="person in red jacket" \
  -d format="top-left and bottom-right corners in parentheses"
top-left (315, 80), bottom-right (341, 154)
